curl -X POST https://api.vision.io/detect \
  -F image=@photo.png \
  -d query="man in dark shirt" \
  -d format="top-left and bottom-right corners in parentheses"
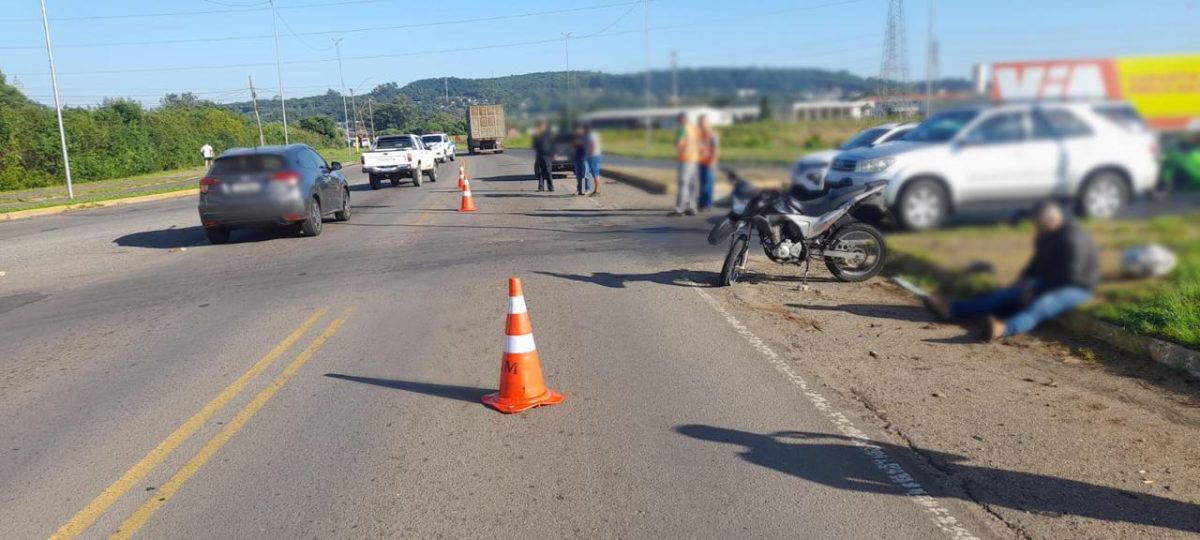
top-left (533, 121), bottom-right (555, 192)
top-left (924, 201), bottom-right (1099, 341)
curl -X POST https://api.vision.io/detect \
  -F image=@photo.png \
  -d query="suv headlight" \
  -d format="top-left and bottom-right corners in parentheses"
top-left (857, 157), bottom-right (895, 174)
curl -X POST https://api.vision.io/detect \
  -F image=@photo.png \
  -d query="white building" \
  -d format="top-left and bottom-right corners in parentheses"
top-left (791, 100), bottom-right (876, 121)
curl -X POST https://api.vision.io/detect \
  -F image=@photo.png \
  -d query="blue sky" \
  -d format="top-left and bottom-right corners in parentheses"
top-left (1, 0), bottom-right (1197, 107)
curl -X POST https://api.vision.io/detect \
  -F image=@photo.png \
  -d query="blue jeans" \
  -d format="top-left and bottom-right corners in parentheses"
top-left (586, 155), bottom-right (602, 190)
top-left (575, 160), bottom-right (593, 193)
top-left (698, 164), bottom-right (716, 209)
top-left (950, 280), bottom-right (1092, 336)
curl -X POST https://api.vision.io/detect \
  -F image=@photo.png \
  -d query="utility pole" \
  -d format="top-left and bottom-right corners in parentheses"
top-left (249, 75), bottom-right (265, 146)
top-left (368, 98), bottom-right (376, 141)
top-left (670, 49), bottom-right (679, 107)
top-left (643, 0), bottom-right (651, 148)
top-left (924, 0), bottom-right (938, 117)
top-left (349, 88), bottom-right (359, 145)
top-left (269, 0), bottom-right (289, 144)
top-left (562, 32), bottom-right (572, 123)
top-left (39, 0), bottom-right (73, 199)
top-left (333, 38), bottom-right (351, 149)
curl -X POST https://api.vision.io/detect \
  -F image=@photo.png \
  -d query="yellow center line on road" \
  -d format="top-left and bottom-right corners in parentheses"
top-left (49, 307), bottom-right (329, 540)
top-left (110, 307), bottom-right (355, 540)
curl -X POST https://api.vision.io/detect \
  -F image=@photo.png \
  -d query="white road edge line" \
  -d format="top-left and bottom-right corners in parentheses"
top-left (690, 284), bottom-right (980, 540)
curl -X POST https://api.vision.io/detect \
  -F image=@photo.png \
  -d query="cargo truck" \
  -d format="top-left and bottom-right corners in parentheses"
top-left (466, 104), bottom-right (505, 155)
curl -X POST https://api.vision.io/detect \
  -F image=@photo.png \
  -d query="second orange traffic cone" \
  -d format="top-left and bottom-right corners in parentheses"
top-left (459, 177), bottom-right (478, 212)
top-left (457, 165), bottom-right (466, 191)
top-left (482, 277), bottom-right (564, 414)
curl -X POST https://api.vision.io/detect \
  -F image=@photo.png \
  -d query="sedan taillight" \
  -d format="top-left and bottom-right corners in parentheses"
top-left (270, 171), bottom-right (300, 186)
top-left (199, 177), bottom-right (220, 194)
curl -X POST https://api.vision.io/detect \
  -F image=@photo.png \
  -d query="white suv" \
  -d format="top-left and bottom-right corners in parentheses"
top-left (827, 102), bottom-right (1160, 230)
top-left (421, 133), bottom-right (455, 163)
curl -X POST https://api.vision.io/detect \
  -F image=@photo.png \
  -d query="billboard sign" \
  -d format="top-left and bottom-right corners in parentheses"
top-left (991, 55), bottom-right (1200, 131)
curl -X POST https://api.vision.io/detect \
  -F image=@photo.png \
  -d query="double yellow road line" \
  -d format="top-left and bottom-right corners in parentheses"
top-left (50, 306), bottom-right (355, 540)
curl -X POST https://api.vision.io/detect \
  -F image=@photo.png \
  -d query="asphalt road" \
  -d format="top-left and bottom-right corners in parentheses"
top-left (0, 152), bottom-right (1049, 539)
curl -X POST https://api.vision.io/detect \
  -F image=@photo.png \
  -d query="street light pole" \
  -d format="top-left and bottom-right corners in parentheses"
top-left (333, 38), bottom-right (351, 149)
top-left (643, 0), bottom-right (651, 148)
top-left (269, 0), bottom-right (289, 144)
top-left (349, 88), bottom-right (359, 146)
top-left (562, 32), bottom-right (572, 123)
top-left (39, 0), bottom-right (73, 199)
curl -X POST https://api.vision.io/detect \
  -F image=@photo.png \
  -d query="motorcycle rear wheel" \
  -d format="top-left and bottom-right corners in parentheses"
top-left (824, 222), bottom-right (887, 282)
top-left (720, 236), bottom-right (750, 286)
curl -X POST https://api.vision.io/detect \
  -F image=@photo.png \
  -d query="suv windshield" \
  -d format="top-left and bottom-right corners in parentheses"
top-left (839, 128), bottom-right (890, 150)
top-left (210, 154), bottom-right (285, 174)
top-left (421, 136), bottom-right (442, 145)
top-left (904, 109), bottom-right (980, 143)
top-left (376, 137), bottom-right (416, 150)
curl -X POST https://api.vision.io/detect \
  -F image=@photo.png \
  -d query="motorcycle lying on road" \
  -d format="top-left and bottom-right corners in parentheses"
top-left (707, 168), bottom-right (890, 286)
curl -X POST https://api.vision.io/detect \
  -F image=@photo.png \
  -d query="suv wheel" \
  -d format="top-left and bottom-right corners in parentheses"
top-left (412, 165), bottom-right (423, 187)
top-left (428, 165), bottom-right (438, 183)
top-left (896, 179), bottom-right (949, 231)
top-left (334, 188), bottom-right (351, 222)
top-left (449, 151), bottom-right (456, 162)
top-left (300, 197), bottom-right (323, 237)
top-left (1078, 171), bottom-right (1128, 219)
top-left (205, 227), bottom-right (231, 244)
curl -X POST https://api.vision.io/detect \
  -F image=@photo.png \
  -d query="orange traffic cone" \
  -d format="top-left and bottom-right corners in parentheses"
top-left (482, 277), bottom-right (564, 414)
top-left (459, 178), bottom-right (478, 212)
top-left (457, 165), bottom-right (466, 191)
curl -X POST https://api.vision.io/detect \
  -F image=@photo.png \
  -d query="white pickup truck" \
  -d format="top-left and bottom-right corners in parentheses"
top-left (360, 134), bottom-right (438, 190)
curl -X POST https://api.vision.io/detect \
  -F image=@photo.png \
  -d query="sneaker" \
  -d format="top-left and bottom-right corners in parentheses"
top-left (684, 209), bottom-right (696, 216)
top-left (922, 295), bottom-right (952, 320)
top-left (667, 210), bottom-right (683, 217)
top-left (983, 316), bottom-right (1007, 342)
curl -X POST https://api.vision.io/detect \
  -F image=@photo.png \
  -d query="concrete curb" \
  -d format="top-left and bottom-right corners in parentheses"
top-left (1057, 312), bottom-right (1200, 378)
top-left (0, 188), bottom-right (198, 222)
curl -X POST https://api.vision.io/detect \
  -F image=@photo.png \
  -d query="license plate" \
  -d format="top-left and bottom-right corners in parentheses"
top-left (229, 182), bottom-right (261, 194)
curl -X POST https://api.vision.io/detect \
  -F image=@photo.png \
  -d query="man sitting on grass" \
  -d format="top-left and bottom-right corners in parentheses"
top-left (923, 201), bottom-right (1099, 341)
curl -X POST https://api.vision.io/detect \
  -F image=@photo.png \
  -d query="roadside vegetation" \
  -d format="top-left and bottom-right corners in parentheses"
top-left (888, 214), bottom-right (1200, 350)
top-left (507, 119), bottom-right (879, 165)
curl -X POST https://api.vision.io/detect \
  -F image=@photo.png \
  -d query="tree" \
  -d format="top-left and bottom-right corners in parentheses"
top-left (372, 96), bottom-right (419, 133)
top-left (298, 115), bottom-right (338, 140)
top-left (758, 95), bottom-right (773, 121)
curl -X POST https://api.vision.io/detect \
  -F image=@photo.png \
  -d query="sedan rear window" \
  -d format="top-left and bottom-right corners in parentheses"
top-left (1092, 104), bottom-right (1148, 132)
top-left (209, 154), bottom-right (285, 174)
top-left (376, 137), bottom-right (416, 150)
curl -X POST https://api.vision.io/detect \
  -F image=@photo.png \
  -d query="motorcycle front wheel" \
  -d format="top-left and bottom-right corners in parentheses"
top-left (824, 222), bottom-right (888, 282)
top-left (719, 235), bottom-right (750, 286)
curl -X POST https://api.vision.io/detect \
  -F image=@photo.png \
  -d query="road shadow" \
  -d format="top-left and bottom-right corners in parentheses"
top-left (478, 193), bottom-right (572, 198)
top-left (676, 425), bottom-right (1200, 534)
top-left (534, 269), bottom-right (714, 289)
top-left (480, 174), bottom-right (534, 183)
top-left (324, 374), bottom-right (489, 404)
top-left (113, 225), bottom-right (298, 248)
top-left (523, 211), bottom-right (670, 218)
top-left (795, 303), bottom-right (935, 323)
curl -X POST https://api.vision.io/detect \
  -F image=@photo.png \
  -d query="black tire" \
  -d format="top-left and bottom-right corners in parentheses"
top-left (412, 165), bottom-right (423, 187)
top-left (428, 165), bottom-right (438, 183)
top-left (895, 178), bottom-right (949, 231)
top-left (824, 222), bottom-right (888, 282)
top-left (369, 174), bottom-right (381, 190)
top-left (300, 197), bottom-right (323, 237)
top-left (449, 152), bottom-right (456, 162)
top-left (1077, 171), bottom-right (1129, 219)
top-left (334, 188), bottom-right (351, 222)
top-left (205, 227), bottom-right (231, 245)
top-left (719, 236), bottom-right (750, 287)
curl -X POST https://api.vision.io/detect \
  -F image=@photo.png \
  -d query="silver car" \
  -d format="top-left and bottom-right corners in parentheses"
top-left (198, 144), bottom-right (350, 244)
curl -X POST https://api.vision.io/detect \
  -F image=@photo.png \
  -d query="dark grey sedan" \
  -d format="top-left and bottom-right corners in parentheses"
top-left (198, 144), bottom-right (350, 244)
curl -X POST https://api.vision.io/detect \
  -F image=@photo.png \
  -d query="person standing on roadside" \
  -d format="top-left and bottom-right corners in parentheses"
top-left (573, 124), bottom-right (592, 196)
top-left (584, 123), bottom-right (603, 196)
top-left (697, 115), bottom-right (720, 211)
top-left (670, 112), bottom-right (700, 216)
top-left (533, 121), bottom-right (555, 192)
top-left (201, 143), bottom-right (214, 169)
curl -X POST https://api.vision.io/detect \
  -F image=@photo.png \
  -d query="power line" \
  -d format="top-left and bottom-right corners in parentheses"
top-left (0, 0), bottom-right (389, 23)
top-left (0, 0), bottom-right (653, 50)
